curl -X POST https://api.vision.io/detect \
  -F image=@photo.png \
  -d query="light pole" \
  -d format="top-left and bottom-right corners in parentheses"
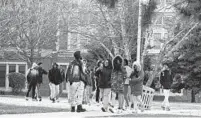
top-left (137, 0), bottom-right (142, 62)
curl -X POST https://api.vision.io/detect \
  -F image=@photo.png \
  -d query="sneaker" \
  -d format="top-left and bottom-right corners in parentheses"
top-left (139, 105), bottom-right (144, 112)
top-left (52, 99), bottom-right (56, 103)
top-left (109, 103), bottom-right (114, 108)
top-left (25, 97), bottom-right (29, 101)
top-left (166, 107), bottom-right (170, 111)
top-left (132, 109), bottom-right (138, 114)
top-left (77, 105), bottom-right (86, 112)
top-left (101, 107), bottom-right (106, 112)
top-left (71, 106), bottom-right (75, 112)
top-left (131, 103), bottom-right (134, 108)
top-left (117, 109), bottom-right (123, 114)
top-left (32, 98), bottom-right (37, 101)
top-left (109, 108), bottom-right (114, 113)
top-left (38, 96), bottom-right (42, 101)
top-left (161, 106), bottom-right (165, 110)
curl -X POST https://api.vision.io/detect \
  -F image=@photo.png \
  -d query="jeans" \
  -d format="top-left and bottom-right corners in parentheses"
top-left (26, 80), bottom-right (37, 99)
top-left (49, 83), bottom-right (59, 99)
top-left (69, 81), bottom-right (85, 107)
top-left (162, 89), bottom-right (170, 108)
top-left (84, 85), bottom-right (92, 104)
top-left (100, 88), bottom-right (111, 110)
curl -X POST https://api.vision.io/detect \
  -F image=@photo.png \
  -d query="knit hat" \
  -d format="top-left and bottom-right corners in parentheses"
top-left (74, 51), bottom-right (82, 60)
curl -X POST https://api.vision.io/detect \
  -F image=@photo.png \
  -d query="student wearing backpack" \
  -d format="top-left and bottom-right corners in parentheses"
top-left (66, 51), bottom-right (86, 112)
top-left (48, 63), bottom-right (63, 103)
top-left (25, 63), bottom-right (39, 101)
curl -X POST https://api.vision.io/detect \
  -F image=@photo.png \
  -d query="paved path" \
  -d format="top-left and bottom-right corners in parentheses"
top-left (0, 95), bottom-right (201, 118)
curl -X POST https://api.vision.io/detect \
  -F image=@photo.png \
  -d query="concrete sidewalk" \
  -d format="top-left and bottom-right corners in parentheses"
top-left (0, 95), bottom-right (201, 117)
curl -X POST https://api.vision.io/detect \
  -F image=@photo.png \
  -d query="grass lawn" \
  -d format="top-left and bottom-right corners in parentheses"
top-left (87, 114), bottom-right (199, 118)
top-left (0, 103), bottom-right (68, 115)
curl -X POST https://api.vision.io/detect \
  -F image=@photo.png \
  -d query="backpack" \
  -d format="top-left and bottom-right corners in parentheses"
top-left (68, 63), bottom-right (86, 84)
top-left (67, 64), bottom-right (80, 83)
top-left (27, 69), bottom-right (38, 83)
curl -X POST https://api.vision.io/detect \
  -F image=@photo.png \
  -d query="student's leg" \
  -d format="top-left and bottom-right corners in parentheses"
top-left (70, 82), bottom-right (79, 112)
top-left (102, 88), bottom-right (111, 111)
top-left (55, 84), bottom-right (60, 100)
top-left (49, 83), bottom-right (54, 99)
top-left (136, 95), bottom-right (144, 112)
top-left (124, 85), bottom-right (129, 107)
top-left (32, 82), bottom-right (37, 100)
top-left (76, 81), bottom-right (86, 112)
top-left (133, 96), bottom-right (138, 112)
top-left (111, 91), bottom-right (116, 107)
top-left (164, 89), bottom-right (170, 110)
top-left (36, 83), bottom-right (42, 100)
top-left (118, 93), bottom-right (124, 109)
top-left (26, 82), bottom-right (33, 98)
top-left (96, 86), bottom-right (100, 102)
top-left (99, 88), bottom-right (104, 103)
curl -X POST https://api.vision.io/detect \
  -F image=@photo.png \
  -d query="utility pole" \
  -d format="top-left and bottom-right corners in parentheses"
top-left (137, 0), bottom-right (142, 62)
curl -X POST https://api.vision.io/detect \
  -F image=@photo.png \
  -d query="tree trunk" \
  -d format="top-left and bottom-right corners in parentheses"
top-left (119, 0), bottom-right (131, 60)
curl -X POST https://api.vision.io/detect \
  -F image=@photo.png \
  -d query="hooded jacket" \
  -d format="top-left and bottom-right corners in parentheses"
top-left (26, 63), bottom-right (39, 84)
top-left (130, 61), bottom-right (144, 84)
top-left (111, 56), bottom-right (126, 93)
top-left (130, 61), bottom-right (144, 96)
top-left (95, 59), bottom-right (112, 88)
top-left (48, 63), bottom-right (62, 85)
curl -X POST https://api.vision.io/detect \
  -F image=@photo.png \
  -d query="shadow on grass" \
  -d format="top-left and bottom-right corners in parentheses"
top-left (0, 103), bottom-right (69, 115)
top-left (86, 114), bottom-right (199, 118)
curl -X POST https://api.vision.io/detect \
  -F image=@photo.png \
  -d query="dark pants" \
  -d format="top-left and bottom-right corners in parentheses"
top-left (26, 80), bottom-right (37, 99)
top-left (96, 86), bottom-right (100, 102)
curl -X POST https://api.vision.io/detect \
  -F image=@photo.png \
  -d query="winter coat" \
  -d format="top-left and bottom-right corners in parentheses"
top-left (26, 63), bottom-right (39, 84)
top-left (66, 59), bottom-right (85, 84)
top-left (95, 59), bottom-right (112, 89)
top-left (130, 61), bottom-right (144, 96)
top-left (36, 66), bottom-right (48, 84)
top-left (160, 69), bottom-right (173, 89)
top-left (48, 63), bottom-right (63, 85)
top-left (111, 56), bottom-right (126, 93)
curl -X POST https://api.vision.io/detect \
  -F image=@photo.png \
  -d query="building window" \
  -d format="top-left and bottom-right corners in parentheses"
top-left (165, 0), bottom-right (174, 5)
top-left (155, 16), bottom-right (163, 25)
top-left (70, 33), bottom-right (78, 49)
top-left (154, 0), bottom-right (162, 5)
top-left (163, 16), bottom-right (173, 25)
top-left (164, 33), bottom-right (168, 39)
top-left (153, 33), bottom-right (162, 40)
top-left (0, 62), bottom-right (27, 90)
top-left (19, 65), bottom-right (26, 74)
top-left (0, 64), bottom-right (6, 87)
top-left (9, 64), bottom-right (16, 73)
top-left (153, 33), bottom-right (162, 49)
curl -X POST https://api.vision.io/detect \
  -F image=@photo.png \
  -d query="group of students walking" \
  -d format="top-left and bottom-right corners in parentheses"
top-left (25, 50), bottom-right (178, 113)
top-left (25, 62), bottom-right (65, 102)
top-left (93, 55), bottom-right (145, 113)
